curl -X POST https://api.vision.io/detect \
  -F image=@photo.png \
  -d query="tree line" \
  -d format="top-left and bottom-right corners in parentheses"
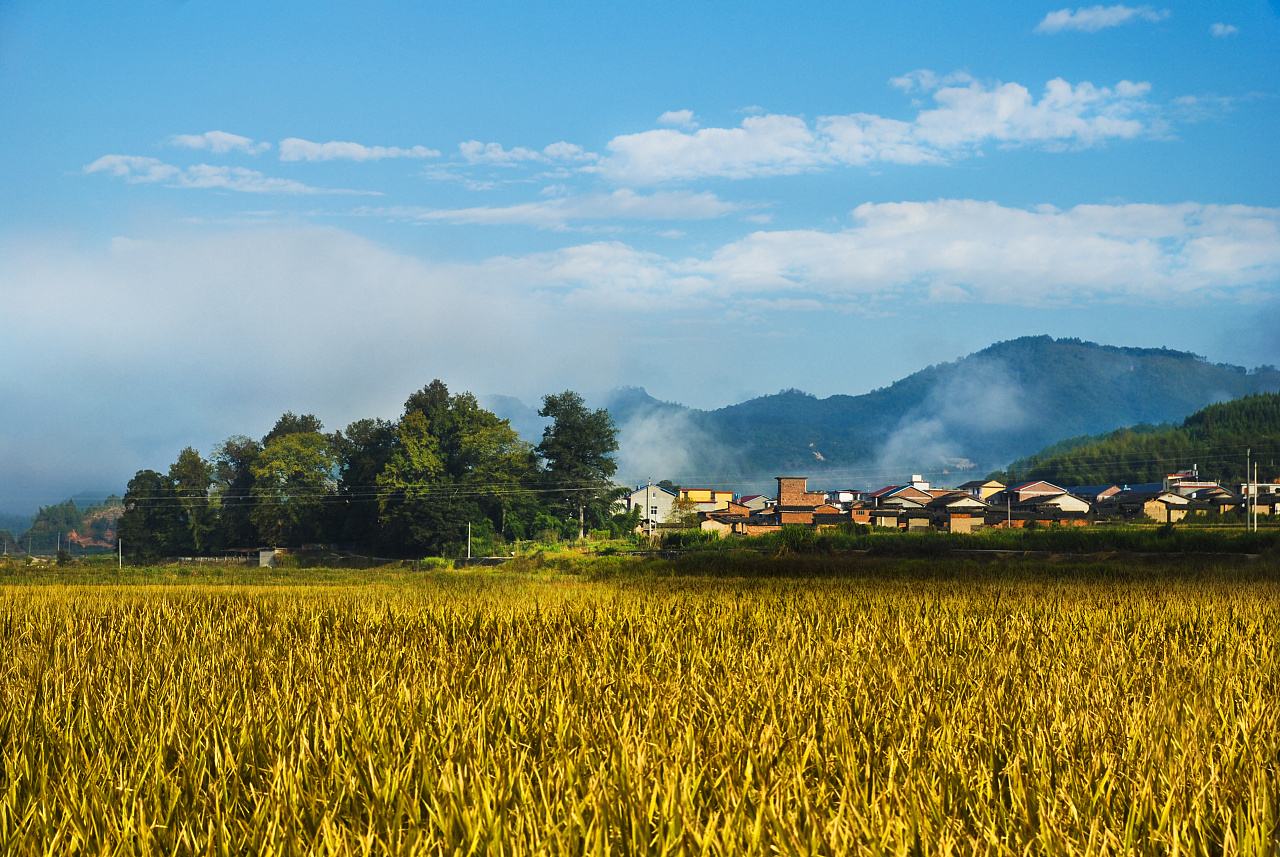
top-left (994, 393), bottom-right (1280, 487)
top-left (119, 381), bottom-right (634, 561)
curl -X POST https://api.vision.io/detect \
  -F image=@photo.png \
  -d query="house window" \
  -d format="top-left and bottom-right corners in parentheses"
top-left (650, 506), bottom-right (659, 515)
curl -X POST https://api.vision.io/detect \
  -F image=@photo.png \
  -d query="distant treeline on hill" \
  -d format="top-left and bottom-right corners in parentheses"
top-left (2, 496), bottom-right (123, 554)
top-left (993, 394), bottom-right (1280, 486)
top-left (114, 380), bottom-right (629, 561)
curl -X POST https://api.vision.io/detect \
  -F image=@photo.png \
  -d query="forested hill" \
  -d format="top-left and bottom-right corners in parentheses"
top-left (993, 394), bottom-right (1280, 487)
top-left (583, 337), bottom-right (1280, 486)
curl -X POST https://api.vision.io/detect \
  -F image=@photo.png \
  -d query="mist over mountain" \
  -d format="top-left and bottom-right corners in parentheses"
top-left (489, 337), bottom-right (1280, 492)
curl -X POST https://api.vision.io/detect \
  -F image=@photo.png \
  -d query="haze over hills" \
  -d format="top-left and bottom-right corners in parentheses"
top-left (487, 337), bottom-right (1280, 492)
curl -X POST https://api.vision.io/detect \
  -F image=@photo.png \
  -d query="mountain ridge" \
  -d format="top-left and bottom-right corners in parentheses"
top-left (488, 336), bottom-right (1280, 490)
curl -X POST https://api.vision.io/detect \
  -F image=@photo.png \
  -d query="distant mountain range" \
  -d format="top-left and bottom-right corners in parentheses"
top-left (485, 336), bottom-right (1280, 491)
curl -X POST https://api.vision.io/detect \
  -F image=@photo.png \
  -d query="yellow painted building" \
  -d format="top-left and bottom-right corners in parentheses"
top-left (679, 487), bottom-right (734, 511)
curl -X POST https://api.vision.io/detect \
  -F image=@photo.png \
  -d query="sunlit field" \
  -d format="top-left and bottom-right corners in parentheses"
top-left (2, 563), bottom-right (1278, 854)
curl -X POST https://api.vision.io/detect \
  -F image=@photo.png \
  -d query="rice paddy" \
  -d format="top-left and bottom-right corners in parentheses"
top-left (1, 563), bottom-right (1278, 854)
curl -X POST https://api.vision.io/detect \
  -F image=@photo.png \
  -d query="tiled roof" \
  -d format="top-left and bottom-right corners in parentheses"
top-left (868, 485), bottom-right (902, 498)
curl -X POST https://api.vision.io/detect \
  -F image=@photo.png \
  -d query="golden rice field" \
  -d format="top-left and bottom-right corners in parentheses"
top-left (1, 564), bottom-right (1278, 855)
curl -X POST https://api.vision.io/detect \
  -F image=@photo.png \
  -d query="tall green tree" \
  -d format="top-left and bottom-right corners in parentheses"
top-left (250, 431), bottom-right (338, 546)
top-left (377, 381), bottom-right (541, 555)
top-left (376, 410), bottom-right (446, 553)
top-left (536, 391), bottom-right (619, 539)
top-left (333, 418), bottom-right (398, 546)
top-left (118, 470), bottom-right (184, 561)
top-left (212, 436), bottom-right (262, 547)
top-left (262, 412), bottom-right (324, 445)
top-left (168, 447), bottom-right (215, 553)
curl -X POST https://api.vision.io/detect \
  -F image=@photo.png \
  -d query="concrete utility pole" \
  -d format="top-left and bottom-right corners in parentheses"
top-left (118, 537), bottom-right (123, 570)
top-left (1254, 461), bottom-right (1260, 533)
top-left (467, 521), bottom-right (472, 560)
top-left (646, 479), bottom-right (654, 542)
top-left (1246, 448), bottom-right (1252, 531)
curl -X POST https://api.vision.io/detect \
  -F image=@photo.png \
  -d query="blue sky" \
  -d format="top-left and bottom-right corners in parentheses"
top-left (2, 1), bottom-right (1279, 509)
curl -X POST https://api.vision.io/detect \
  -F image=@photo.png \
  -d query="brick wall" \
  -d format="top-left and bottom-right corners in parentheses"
top-left (777, 477), bottom-right (825, 508)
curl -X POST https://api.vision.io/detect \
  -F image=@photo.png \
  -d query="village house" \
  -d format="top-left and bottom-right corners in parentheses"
top-left (868, 476), bottom-right (936, 509)
top-left (989, 481), bottom-right (1092, 516)
top-left (1101, 489), bottom-right (1195, 523)
top-left (737, 494), bottom-right (774, 513)
top-left (1164, 468), bottom-right (1223, 495)
top-left (824, 489), bottom-right (868, 508)
top-left (957, 479), bottom-right (1006, 501)
top-left (617, 484), bottom-right (679, 530)
top-left (1239, 478), bottom-right (1280, 513)
top-left (679, 487), bottom-right (735, 512)
top-left (1065, 484), bottom-right (1122, 504)
top-left (924, 491), bottom-right (990, 533)
top-left (769, 476), bottom-right (827, 525)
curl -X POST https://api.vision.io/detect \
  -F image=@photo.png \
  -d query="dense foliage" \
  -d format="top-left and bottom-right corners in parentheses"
top-left (996, 393), bottom-right (1280, 486)
top-left (1, 567), bottom-right (1277, 853)
top-left (19, 495), bottom-right (123, 553)
top-left (116, 380), bottom-right (626, 558)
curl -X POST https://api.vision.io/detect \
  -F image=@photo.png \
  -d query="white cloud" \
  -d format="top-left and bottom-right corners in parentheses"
top-left (278, 137), bottom-right (440, 162)
top-left (1035, 5), bottom-right (1169, 33)
top-left (84, 155), bottom-right (376, 195)
top-left (476, 241), bottom-right (714, 309)
top-left (358, 189), bottom-right (741, 230)
top-left (364, 200), bottom-right (1280, 308)
top-left (692, 200), bottom-right (1280, 305)
top-left (1210, 22), bottom-right (1239, 37)
top-left (459, 141), bottom-right (545, 165)
top-left (601, 74), bottom-right (1155, 183)
top-left (603, 114), bottom-right (825, 182)
top-left (169, 130), bottom-right (270, 155)
top-left (83, 155), bottom-right (181, 183)
top-left (889, 70), bottom-right (975, 93)
top-left (657, 109), bottom-right (698, 129)
top-left (459, 140), bottom-right (597, 166)
top-left (542, 141), bottom-right (597, 162)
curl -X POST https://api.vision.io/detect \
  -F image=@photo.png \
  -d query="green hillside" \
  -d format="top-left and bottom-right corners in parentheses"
top-left (995, 394), bottom-right (1280, 487)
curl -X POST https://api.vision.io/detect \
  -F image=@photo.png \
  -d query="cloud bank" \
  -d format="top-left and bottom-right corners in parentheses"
top-left (84, 155), bottom-right (376, 195)
top-left (278, 138), bottom-right (441, 162)
top-left (693, 200), bottom-right (1280, 304)
top-left (169, 130), bottom-right (271, 155)
top-left (1035, 5), bottom-right (1169, 34)
top-left (359, 189), bottom-right (742, 230)
top-left (600, 75), bottom-right (1155, 183)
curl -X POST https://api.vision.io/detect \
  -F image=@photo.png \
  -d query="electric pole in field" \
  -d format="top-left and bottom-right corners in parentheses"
top-left (646, 478), bottom-right (654, 542)
top-left (1253, 461), bottom-right (1260, 533)
top-left (466, 521), bottom-right (472, 560)
top-left (1246, 448), bottom-right (1252, 531)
